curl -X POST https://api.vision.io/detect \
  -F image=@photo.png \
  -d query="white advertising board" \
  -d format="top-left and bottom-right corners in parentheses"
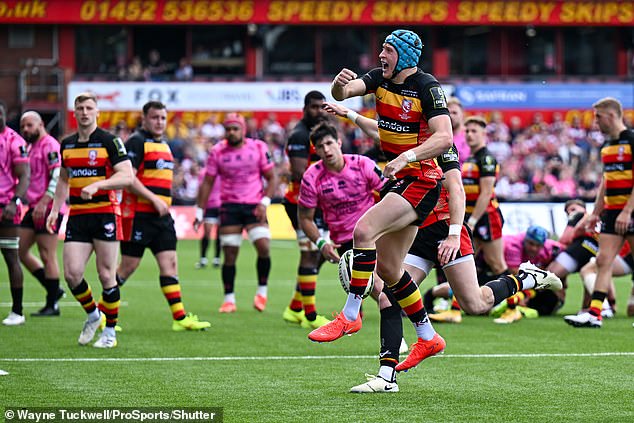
top-left (67, 81), bottom-right (363, 111)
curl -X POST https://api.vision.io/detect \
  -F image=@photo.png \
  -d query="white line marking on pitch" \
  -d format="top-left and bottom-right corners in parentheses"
top-left (1, 352), bottom-right (633, 362)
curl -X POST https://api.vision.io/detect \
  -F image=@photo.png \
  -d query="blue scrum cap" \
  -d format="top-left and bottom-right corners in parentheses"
top-left (525, 225), bottom-right (548, 245)
top-left (384, 29), bottom-right (423, 75)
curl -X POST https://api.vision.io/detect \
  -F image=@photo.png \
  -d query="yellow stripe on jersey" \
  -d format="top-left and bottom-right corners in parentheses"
top-left (602, 144), bottom-right (632, 156)
top-left (142, 169), bottom-right (172, 179)
top-left (606, 170), bottom-right (633, 181)
top-left (69, 176), bottom-right (102, 188)
top-left (376, 88), bottom-right (423, 112)
top-left (63, 147), bottom-right (108, 159)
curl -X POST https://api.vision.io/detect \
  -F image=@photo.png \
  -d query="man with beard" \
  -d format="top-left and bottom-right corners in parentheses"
top-left (281, 91), bottom-right (333, 329)
top-left (0, 103), bottom-right (30, 326)
top-left (195, 113), bottom-right (278, 313)
top-left (18, 111), bottom-right (65, 316)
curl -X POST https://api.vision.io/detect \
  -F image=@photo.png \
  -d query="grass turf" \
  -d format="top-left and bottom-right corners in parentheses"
top-left (1, 239), bottom-right (633, 422)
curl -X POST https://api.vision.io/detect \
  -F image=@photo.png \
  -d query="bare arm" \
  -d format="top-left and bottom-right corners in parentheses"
top-left (586, 177), bottom-right (605, 233)
top-left (2, 162), bottom-right (29, 221)
top-left (126, 168), bottom-right (169, 216)
top-left (299, 204), bottom-right (339, 263)
top-left (254, 167), bottom-right (279, 223)
top-left (468, 176), bottom-right (496, 225)
top-left (331, 68), bottom-right (367, 101)
top-left (46, 167), bottom-right (69, 233)
top-left (383, 114), bottom-right (453, 180)
top-left (288, 157), bottom-right (308, 187)
top-left (194, 173), bottom-right (216, 230)
top-left (81, 160), bottom-right (134, 200)
top-left (323, 102), bottom-right (380, 142)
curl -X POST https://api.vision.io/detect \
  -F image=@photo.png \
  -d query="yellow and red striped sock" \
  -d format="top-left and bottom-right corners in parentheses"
top-left (160, 276), bottom-right (186, 320)
top-left (101, 286), bottom-right (120, 328)
top-left (350, 248), bottom-right (376, 296)
top-left (298, 267), bottom-right (318, 320)
top-left (71, 279), bottom-right (97, 314)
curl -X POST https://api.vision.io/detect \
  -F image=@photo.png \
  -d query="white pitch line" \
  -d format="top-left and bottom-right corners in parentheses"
top-left (1, 352), bottom-right (633, 363)
top-left (0, 301), bottom-right (129, 307)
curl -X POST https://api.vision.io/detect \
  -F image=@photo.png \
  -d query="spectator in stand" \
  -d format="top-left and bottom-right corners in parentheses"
top-left (127, 56), bottom-right (147, 81)
top-left (508, 115), bottom-right (523, 142)
top-left (146, 49), bottom-right (168, 81)
top-left (486, 110), bottom-right (511, 144)
top-left (174, 57), bottom-right (193, 81)
top-left (549, 112), bottom-right (569, 134)
top-left (245, 117), bottom-right (264, 140)
top-left (577, 163), bottom-right (599, 201)
top-left (567, 115), bottom-right (589, 153)
top-left (200, 115), bottom-right (225, 142)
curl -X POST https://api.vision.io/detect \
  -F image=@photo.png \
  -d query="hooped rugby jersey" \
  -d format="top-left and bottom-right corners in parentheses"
top-left (362, 67), bottom-right (449, 184)
top-left (461, 146), bottom-right (500, 217)
top-left (61, 127), bottom-right (129, 216)
top-left (123, 129), bottom-right (174, 215)
top-left (420, 144), bottom-right (461, 228)
top-left (600, 129), bottom-right (634, 210)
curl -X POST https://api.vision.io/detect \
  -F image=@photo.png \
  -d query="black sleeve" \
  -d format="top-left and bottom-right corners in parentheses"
top-left (104, 134), bottom-right (130, 167)
top-left (60, 138), bottom-right (70, 169)
top-left (125, 134), bottom-right (145, 170)
top-left (286, 128), bottom-right (310, 160)
top-left (567, 212), bottom-right (584, 227)
top-left (478, 151), bottom-right (498, 178)
top-left (437, 144), bottom-right (461, 173)
top-left (420, 78), bottom-right (450, 121)
top-left (360, 68), bottom-right (383, 94)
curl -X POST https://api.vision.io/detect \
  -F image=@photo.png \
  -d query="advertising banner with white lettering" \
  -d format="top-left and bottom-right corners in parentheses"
top-left (0, 1), bottom-right (632, 25)
top-left (67, 81), bottom-right (363, 111)
top-left (455, 83), bottom-right (634, 110)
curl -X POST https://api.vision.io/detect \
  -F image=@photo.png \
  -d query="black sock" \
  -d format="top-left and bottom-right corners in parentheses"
top-left (380, 303), bottom-right (402, 379)
top-left (214, 236), bottom-right (221, 260)
top-left (45, 278), bottom-right (60, 306)
top-left (201, 236), bottom-right (209, 259)
top-left (484, 275), bottom-right (521, 306)
top-left (116, 274), bottom-right (126, 287)
top-left (222, 265), bottom-right (236, 294)
top-left (423, 288), bottom-right (435, 312)
top-left (31, 267), bottom-right (47, 288)
top-left (11, 287), bottom-right (23, 315)
top-left (256, 257), bottom-right (271, 286)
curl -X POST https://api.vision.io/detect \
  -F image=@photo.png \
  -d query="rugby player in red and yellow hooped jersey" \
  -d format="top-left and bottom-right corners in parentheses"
top-left (461, 116), bottom-right (509, 280)
top-left (46, 92), bottom-right (133, 348)
top-left (117, 101), bottom-right (210, 332)
top-left (566, 97), bottom-right (634, 329)
top-left (309, 29), bottom-right (453, 372)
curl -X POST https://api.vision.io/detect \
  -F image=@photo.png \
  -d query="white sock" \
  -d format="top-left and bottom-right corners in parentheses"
top-left (342, 293), bottom-right (363, 321)
top-left (88, 309), bottom-right (101, 322)
top-left (582, 273), bottom-right (597, 293)
top-left (256, 286), bottom-right (268, 297)
top-left (413, 317), bottom-right (436, 341)
top-left (378, 366), bottom-right (396, 382)
top-left (103, 326), bottom-right (116, 337)
top-left (224, 293), bottom-right (236, 304)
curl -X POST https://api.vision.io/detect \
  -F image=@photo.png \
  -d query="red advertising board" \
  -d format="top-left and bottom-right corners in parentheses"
top-left (0, 0), bottom-right (631, 25)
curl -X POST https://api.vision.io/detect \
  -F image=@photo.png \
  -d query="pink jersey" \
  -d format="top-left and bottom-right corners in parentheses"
top-left (199, 171), bottom-right (221, 209)
top-left (26, 134), bottom-right (61, 205)
top-left (453, 130), bottom-right (470, 166)
top-left (0, 126), bottom-right (28, 204)
top-left (205, 138), bottom-right (273, 204)
top-left (504, 233), bottom-right (562, 270)
top-left (299, 155), bottom-right (385, 244)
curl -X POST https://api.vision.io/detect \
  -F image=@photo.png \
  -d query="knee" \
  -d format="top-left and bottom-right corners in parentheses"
top-left (64, 269), bottom-right (82, 285)
top-left (353, 219), bottom-right (375, 245)
top-left (97, 268), bottom-right (115, 285)
top-left (460, 299), bottom-right (488, 315)
top-left (595, 253), bottom-right (612, 269)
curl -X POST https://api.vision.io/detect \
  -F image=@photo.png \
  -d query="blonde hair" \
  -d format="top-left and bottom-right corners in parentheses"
top-left (592, 97), bottom-right (622, 118)
top-left (464, 115), bottom-right (487, 128)
top-left (74, 92), bottom-right (97, 106)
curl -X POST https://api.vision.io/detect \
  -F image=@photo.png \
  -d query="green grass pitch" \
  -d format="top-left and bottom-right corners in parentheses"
top-left (1, 240), bottom-right (633, 422)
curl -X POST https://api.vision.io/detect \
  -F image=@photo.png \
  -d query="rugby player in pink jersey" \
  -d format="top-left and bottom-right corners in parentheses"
top-left (18, 111), bottom-right (66, 317)
top-left (0, 103), bottom-right (30, 326)
top-left (297, 122), bottom-right (386, 329)
top-left (195, 113), bottom-right (278, 313)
